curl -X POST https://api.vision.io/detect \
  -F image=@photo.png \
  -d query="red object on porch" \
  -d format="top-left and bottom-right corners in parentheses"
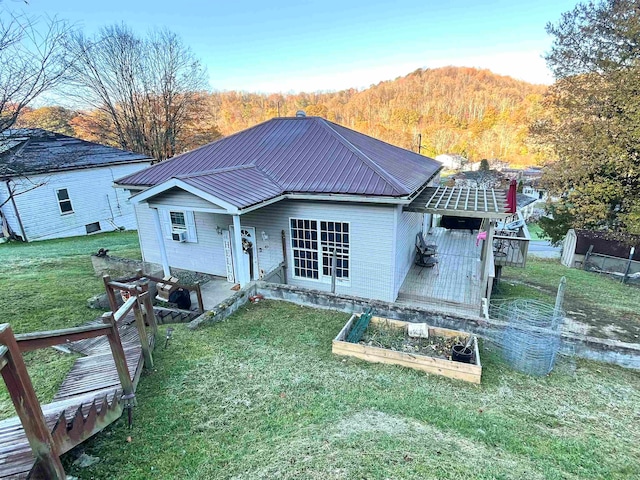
top-left (506, 179), bottom-right (517, 214)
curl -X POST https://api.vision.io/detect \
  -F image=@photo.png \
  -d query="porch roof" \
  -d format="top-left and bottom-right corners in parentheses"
top-left (404, 186), bottom-right (511, 218)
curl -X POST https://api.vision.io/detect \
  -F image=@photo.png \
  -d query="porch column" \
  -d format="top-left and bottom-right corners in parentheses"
top-left (232, 214), bottom-right (248, 287)
top-left (150, 207), bottom-right (171, 276)
top-left (480, 218), bottom-right (495, 284)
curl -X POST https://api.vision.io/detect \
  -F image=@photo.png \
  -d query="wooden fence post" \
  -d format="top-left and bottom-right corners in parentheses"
top-left (195, 282), bottom-right (205, 314)
top-left (132, 295), bottom-right (153, 369)
top-left (140, 284), bottom-right (159, 336)
top-left (102, 313), bottom-right (134, 397)
top-left (0, 324), bottom-right (66, 479)
top-left (102, 275), bottom-right (119, 313)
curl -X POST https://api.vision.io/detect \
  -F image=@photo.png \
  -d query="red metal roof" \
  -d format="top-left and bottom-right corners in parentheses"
top-left (117, 117), bottom-right (441, 203)
top-left (178, 165), bottom-right (282, 208)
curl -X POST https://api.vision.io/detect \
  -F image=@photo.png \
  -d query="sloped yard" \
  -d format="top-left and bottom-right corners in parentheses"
top-left (493, 257), bottom-right (640, 343)
top-left (65, 301), bottom-right (640, 480)
top-left (0, 232), bottom-right (141, 419)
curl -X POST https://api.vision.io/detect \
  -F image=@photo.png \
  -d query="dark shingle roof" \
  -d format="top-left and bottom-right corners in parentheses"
top-left (516, 193), bottom-right (537, 209)
top-left (0, 129), bottom-right (151, 177)
top-left (117, 117), bottom-right (441, 205)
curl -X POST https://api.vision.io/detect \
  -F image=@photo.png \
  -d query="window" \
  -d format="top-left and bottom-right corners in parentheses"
top-left (290, 218), bottom-right (350, 281)
top-left (56, 188), bottom-right (73, 214)
top-left (290, 219), bottom-right (319, 279)
top-left (170, 211), bottom-right (186, 231)
top-left (85, 222), bottom-right (101, 234)
top-left (320, 221), bottom-right (349, 279)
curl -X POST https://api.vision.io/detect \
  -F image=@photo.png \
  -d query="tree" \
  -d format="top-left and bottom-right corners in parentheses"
top-left (479, 158), bottom-right (490, 171)
top-left (15, 106), bottom-right (76, 135)
top-left (539, 0), bottom-right (640, 236)
top-left (66, 24), bottom-right (209, 161)
top-left (0, 8), bottom-right (71, 133)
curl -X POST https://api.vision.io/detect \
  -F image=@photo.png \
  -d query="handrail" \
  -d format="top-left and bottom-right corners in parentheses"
top-left (104, 271), bottom-right (205, 314)
top-left (113, 296), bottom-right (138, 324)
top-left (15, 324), bottom-right (112, 353)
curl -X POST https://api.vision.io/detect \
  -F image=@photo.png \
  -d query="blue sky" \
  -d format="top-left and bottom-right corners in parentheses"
top-left (22, 0), bottom-right (578, 92)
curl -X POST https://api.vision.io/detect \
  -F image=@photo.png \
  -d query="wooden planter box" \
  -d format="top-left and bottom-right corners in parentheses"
top-left (332, 315), bottom-right (482, 384)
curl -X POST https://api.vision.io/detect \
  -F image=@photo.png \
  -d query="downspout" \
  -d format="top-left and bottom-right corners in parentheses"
top-left (5, 180), bottom-right (28, 242)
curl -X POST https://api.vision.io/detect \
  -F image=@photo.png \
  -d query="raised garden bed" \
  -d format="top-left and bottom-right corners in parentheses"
top-left (332, 315), bottom-right (482, 384)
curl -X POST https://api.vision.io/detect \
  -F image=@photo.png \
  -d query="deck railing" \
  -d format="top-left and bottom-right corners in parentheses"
top-left (0, 290), bottom-right (156, 479)
top-left (113, 269), bottom-right (205, 314)
top-left (493, 213), bottom-right (531, 268)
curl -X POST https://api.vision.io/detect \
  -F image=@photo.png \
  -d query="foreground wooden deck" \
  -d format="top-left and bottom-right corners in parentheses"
top-left (396, 228), bottom-right (485, 317)
top-left (0, 309), bottom-right (150, 479)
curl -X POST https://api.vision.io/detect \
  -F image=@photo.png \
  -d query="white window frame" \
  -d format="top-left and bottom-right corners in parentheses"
top-left (55, 188), bottom-right (74, 215)
top-left (160, 208), bottom-right (198, 243)
top-left (170, 211), bottom-right (187, 232)
top-left (289, 217), bottom-right (350, 285)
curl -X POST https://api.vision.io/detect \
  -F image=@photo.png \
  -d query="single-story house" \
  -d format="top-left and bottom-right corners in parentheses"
top-left (0, 129), bottom-right (152, 241)
top-left (116, 114), bottom-right (513, 314)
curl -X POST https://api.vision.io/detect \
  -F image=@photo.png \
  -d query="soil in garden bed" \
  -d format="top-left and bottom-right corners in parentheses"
top-left (359, 321), bottom-right (471, 361)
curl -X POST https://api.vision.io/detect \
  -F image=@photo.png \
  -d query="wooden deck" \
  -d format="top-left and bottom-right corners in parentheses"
top-left (396, 228), bottom-right (486, 317)
top-left (0, 311), bottom-right (150, 479)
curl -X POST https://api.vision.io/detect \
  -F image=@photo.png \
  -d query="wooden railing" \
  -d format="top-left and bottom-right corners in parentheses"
top-left (493, 214), bottom-right (531, 268)
top-left (0, 291), bottom-right (157, 479)
top-left (111, 269), bottom-right (205, 314)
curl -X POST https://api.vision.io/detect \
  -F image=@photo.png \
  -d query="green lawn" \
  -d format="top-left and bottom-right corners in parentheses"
top-left (0, 232), bottom-right (141, 419)
top-left (64, 301), bottom-right (640, 480)
top-left (526, 223), bottom-right (548, 241)
top-left (493, 257), bottom-right (640, 342)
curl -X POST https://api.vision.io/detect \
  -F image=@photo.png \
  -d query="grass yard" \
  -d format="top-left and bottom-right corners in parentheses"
top-left (492, 257), bottom-right (640, 343)
top-left (0, 231), bottom-right (141, 419)
top-left (526, 223), bottom-right (548, 241)
top-left (64, 301), bottom-right (640, 480)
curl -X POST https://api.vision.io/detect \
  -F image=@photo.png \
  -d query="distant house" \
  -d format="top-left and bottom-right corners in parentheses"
top-left (0, 129), bottom-right (152, 241)
top-left (516, 193), bottom-right (537, 221)
top-left (435, 154), bottom-right (467, 170)
top-left (117, 114), bottom-right (519, 316)
top-left (453, 170), bottom-right (505, 189)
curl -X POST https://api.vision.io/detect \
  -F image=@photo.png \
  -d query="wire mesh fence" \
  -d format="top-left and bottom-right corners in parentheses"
top-left (490, 298), bottom-right (564, 376)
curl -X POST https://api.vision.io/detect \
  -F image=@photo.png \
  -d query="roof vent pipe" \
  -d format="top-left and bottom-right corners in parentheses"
top-left (295, 110), bottom-right (306, 117)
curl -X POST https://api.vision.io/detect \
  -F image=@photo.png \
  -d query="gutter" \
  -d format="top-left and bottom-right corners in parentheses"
top-left (4, 180), bottom-right (27, 242)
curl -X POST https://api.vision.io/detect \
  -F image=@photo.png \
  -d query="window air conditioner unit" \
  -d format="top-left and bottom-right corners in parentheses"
top-left (172, 230), bottom-right (187, 242)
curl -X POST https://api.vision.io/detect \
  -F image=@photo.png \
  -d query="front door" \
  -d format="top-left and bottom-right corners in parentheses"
top-left (229, 226), bottom-right (259, 282)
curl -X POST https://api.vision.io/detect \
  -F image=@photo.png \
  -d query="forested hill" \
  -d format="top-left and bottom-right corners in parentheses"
top-left (17, 67), bottom-right (547, 166)
top-left (209, 66), bottom-right (547, 165)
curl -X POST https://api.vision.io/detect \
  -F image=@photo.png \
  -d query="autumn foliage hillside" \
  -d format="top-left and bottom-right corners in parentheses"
top-left (17, 66), bottom-right (547, 165)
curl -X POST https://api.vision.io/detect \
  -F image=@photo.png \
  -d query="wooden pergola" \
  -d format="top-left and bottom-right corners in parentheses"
top-left (405, 186), bottom-right (511, 219)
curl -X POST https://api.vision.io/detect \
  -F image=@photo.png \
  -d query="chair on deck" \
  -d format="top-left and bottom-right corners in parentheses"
top-left (415, 232), bottom-right (439, 270)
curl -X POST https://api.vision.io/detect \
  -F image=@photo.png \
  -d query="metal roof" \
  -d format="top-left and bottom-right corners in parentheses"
top-left (0, 129), bottom-right (151, 177)
top-left (178, 165), bottom-right (282, 208)
top-left (404, 186), bottom-right (511, 218)
top-left (116, 117), bottom-right (442, 200)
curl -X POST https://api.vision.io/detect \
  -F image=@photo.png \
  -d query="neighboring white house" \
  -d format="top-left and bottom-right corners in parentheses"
top-left (116, 114), bottom-right (515, 314)
top-left (0, 129), bottom-right (152, 241)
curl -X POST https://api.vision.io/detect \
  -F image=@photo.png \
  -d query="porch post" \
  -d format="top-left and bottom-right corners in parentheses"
top-left (150, 207), bottom-right (171, 276)
top-left (481, 218), bottom-right (495, 284)
top-left (232, 214), bottom-right (248, 287)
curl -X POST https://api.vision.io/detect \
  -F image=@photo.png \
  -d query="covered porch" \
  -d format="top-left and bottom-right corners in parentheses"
top-left (398, 186), bottom-right (512, 316)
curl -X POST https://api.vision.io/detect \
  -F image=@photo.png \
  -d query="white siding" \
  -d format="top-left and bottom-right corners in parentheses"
top-left (242, 200), bottom-right (397, 302)
top-left (134, 202), bottom-right (231, 276)
top-left (393, 207), bottom-right (424, 298)
top-left (149, 188), bottom-right (225, 210)
top-left (0, 181), bottom-right (20, 237)
top-left (8, 162), bottom-right (150, 241)
top-left (136, 198), bottom-right (398, 302)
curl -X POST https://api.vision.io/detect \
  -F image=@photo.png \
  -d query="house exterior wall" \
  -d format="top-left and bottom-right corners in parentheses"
top-left (0, 181), bottom-right (20, 237)
top-left (147, 188), bottom-right (225, 210)
top-left (134, 202), bottom-right (231, 276)
top-left (5, 162), bottom-right (150, 241)
top-left (135, 194), bottom-right (399, 302)
top-left (393, 207), bottom-right (424, 298)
